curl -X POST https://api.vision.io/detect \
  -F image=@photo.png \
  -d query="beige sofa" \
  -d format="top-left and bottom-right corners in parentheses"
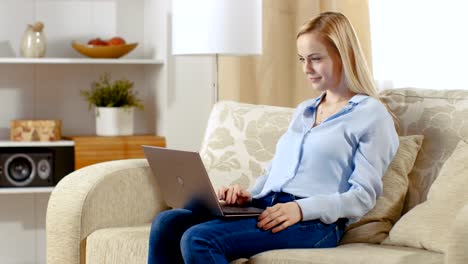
top-left (47, 88), bottom-right (468, 264)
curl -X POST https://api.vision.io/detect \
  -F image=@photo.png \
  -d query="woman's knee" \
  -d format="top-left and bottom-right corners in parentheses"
top-left (181, 225), bottom-right (205, 248)
top-left (180, 224), bottom-right (220, 253)
top-left (150, 209), bottom-right (191, 234)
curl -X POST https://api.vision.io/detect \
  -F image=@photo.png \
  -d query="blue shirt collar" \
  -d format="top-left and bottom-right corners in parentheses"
top-left (349, 94), bottom-right (368, 105)
top-left (306, 92), bottom-right (369, 113)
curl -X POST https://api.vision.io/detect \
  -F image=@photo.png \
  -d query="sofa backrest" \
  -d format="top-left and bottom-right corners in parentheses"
top-left (200, 88), bottom-right (468, 214)
top-left (380, 88), bottom-right (468, 213)
top-left (199, 101), bottom-right (294, 192)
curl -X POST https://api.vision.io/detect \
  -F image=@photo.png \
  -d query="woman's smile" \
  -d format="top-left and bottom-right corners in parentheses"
top-left (308, 75), bottom-right (322, 82)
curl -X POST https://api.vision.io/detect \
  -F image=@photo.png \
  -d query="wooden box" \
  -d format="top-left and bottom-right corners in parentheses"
top-left (66, 135), bottom-right (166, 170)
top-left (10, 120), bottom-right (62, 141)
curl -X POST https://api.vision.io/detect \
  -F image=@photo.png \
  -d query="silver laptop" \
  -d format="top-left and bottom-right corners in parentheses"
top-left (142, 146), bottom-right (264, 217)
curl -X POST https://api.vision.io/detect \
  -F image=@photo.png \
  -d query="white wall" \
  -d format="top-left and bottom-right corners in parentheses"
top-left (0, 193), bottom-right (49, 263)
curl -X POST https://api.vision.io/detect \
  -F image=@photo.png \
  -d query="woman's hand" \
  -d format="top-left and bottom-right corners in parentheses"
top-left (257, 202), bottom-right (303, 233)
top-left (217, 184), bottom-right (252, 206)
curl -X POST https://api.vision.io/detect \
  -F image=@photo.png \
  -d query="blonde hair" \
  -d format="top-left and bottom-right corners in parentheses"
top-left (297, 12), bottom-right (398, 129)
top-left (297, 12), bottom-right (378, 99)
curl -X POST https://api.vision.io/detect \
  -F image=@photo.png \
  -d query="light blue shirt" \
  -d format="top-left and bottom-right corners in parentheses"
top-left (249, 93), bottom-right (399, 224)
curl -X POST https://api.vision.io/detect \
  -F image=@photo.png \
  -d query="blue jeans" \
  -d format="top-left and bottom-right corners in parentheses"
top-left (148, 192), bottom-right (346, 264)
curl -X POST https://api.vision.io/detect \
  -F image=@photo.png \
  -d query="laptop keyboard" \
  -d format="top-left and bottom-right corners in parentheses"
top-left (221, 205), bottom-right (264, 215)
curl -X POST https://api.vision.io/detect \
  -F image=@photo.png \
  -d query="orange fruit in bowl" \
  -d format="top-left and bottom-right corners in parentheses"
top-left (87, 38), bottom-right (108, 46)
top-left (108, 37), bottom-right (126, 46)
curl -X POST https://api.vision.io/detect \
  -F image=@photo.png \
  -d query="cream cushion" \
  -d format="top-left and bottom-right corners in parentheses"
top-left (86, 225), bottom-right (150, 264)
top-left (199, 101), bottom-right (294, 191)
top-left (249, 244), bottom-right (442, 264)
top-left (340, 135), bottom-right (423, 244)
top-left (85, 228), bottom-right (444, 264)
top-left (383, 140), bottom-right (468, 253)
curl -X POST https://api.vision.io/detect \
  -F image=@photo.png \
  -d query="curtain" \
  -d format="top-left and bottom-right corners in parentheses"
top-left (218, 0), bottom-right (372, 107)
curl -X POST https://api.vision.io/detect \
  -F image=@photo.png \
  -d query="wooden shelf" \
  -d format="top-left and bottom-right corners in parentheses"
top-left (0, 187), bottom-right (54, 194)
top-left (0, 140), bottom-right (74, 147)
top-left (0, 58), bottom-right (164, 65)
top-left (65, 135), bottom-right (166, 169)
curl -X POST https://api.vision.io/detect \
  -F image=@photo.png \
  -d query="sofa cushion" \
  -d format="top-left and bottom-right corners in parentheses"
top-left (383, 140), bottom-right (468, 253)
top-left (199, 101), bottom-right (294, 191)
top-left (86, 225), bottom-right (443, 264)
top-left (86, 225), bottom-right (150, 264)
top-left (85, 224), bottom-right (249, 264)
top-left (340, 135), bottom-right (423, 245)
top-left (380, 88), bottom-right (468, 213)
top-left (250, 243), bottom-right (442, 264)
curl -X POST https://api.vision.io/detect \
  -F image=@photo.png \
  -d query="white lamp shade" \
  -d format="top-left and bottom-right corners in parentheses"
top-left (172, 0), bottom-right (262, 55)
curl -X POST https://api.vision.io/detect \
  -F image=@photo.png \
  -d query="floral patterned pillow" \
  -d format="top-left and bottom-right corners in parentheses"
top-left (199, 101), bottom-right (294, 192)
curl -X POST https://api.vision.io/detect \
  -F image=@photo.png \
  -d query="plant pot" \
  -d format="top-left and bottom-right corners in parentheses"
top-left (95, 107), bottom-right (134, 136)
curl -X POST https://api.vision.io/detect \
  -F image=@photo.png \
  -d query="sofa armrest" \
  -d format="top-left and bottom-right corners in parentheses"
top-left (46, 159), bottom-right (168, 264)
top-left (446, 203), bottom-right (468, 264)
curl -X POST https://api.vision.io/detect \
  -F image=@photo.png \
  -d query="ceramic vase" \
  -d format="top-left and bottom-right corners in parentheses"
top-left (20, 22), bottom-right (46, 58)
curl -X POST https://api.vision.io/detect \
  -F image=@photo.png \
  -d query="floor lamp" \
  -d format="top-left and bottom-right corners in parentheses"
top-left (172, 0), bottom-right (262, 103)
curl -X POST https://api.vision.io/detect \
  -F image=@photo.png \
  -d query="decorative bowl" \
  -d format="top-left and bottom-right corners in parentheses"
top-left (71, 42), bottom-right (138, 58)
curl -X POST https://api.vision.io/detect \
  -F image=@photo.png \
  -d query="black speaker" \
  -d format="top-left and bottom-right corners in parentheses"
top-left (0, 141), bottom-right (74, 187)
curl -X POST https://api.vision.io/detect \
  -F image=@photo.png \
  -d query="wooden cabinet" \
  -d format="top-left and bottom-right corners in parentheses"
top-left (67, 135), bottom-right (166, 169)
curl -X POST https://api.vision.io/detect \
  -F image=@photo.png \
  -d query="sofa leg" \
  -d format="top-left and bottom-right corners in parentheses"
top-left (80, 239), bottom-right (87, 264)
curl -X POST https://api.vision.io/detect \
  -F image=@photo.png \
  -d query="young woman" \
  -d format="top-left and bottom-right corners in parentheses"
top-left (148, 11), bottom-right (399, 264)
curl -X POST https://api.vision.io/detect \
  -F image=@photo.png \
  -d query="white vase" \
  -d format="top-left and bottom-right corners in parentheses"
top-left (95, 107), bottom-right (134, 136)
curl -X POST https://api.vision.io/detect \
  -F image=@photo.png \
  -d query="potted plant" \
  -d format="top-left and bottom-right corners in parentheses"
top-left (80, 73), bottom-right (144, 136)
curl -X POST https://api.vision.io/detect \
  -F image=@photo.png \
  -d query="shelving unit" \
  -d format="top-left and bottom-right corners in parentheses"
top-left (0, 0), bottom-right (169, 139)
top-left (0, 58), bottom-right (164, 64)
top-left (0, 0), bottom-right (170, 263)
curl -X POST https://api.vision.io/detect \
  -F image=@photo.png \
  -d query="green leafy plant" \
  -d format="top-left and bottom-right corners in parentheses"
top-left (80, 73), bottom-right (144, 109)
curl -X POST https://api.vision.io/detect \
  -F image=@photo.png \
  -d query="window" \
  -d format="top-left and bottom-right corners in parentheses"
top-left (369, 0), bottom-right (468, 90)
